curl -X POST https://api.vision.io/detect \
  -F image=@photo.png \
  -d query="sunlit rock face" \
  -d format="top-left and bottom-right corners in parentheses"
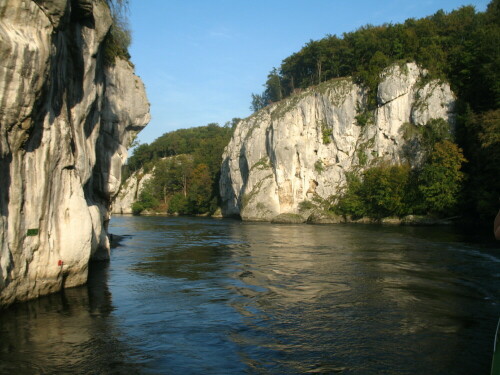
top-left (112, 168), bottom-right (153, 215)
top-left (0, 0), bottom-right (150, 305)
top-left (220, 63), bottom-right (455, 221)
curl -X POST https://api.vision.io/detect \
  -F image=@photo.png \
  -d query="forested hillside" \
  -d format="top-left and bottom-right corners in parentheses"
top-left (250, 0), bottom-right (499, 222)
top-left (123, 122), bottom-right (237, 215)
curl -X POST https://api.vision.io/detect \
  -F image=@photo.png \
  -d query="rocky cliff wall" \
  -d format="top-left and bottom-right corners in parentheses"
top-left (220, 63), bottom-right (455, 221)
top-left (112, 168), bottom-right (152, 214)
top-left (0, 0), bottom-right (150, 305)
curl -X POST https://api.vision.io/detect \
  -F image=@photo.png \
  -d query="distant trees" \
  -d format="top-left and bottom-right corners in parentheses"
top-left (126, 123), bottom-right (233, 215)
top-left (250, 1), bottom-right (498, 114)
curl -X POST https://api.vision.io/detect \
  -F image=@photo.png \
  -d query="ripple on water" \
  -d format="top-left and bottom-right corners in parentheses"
top-left (1, 216), bottom-right (499, 374)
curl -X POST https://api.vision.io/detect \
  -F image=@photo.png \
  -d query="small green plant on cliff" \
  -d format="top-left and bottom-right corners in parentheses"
top-left (356, 149), bottom-right (368, 166)
top-left (251, 157), bottom-right (271, 171)
top-left (355, 110), bottom-right (374, 127)
top-left (103, 1), bottom-right (132, 66)
top-left (314, 160), bottom-right (325, 173)
top-left (321, 122), bottom-right (332, 144)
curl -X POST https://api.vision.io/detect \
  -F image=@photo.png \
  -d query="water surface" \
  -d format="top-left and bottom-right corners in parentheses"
top-left (1, 216), bottom-right (499, 374)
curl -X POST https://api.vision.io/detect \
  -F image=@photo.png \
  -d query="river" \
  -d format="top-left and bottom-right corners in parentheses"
top-left (1, 216), bottom-right (499, 374)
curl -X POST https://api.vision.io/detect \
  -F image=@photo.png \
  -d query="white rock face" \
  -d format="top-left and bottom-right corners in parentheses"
top-left (112, 169), bottom-right (153, 214)
top-left (220, 63), bottom-right (455, 221)
top-left (0, 0), bottom-right (150, 305)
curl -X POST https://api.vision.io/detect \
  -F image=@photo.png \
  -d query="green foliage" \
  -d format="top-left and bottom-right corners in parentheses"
top-left (401, 118), bottom-right (454, 161)
top-left (355, 108), bottom-right (374, 127)
top-left (103, 1), bottom-right (131, 66)
top-left (149, 155), bottom-right (193, 204)
top-left (314, 160), bottom-right (325, 174)
top-left (334, 173), bottom-right (366, 219)
top-left (334, 140), bottom-right (467, 219)
top-left (356, 149), bottom-right (368, 166)
top-left (361, 164), bottom-right (412, 218)
top-left (251, 2), bottom-right (498, 114)
top-left (419, 141), bottom-right (467, 215)
top-left (335, 165), bottom-right (412, 219)
top-left (298, 200), bottom-right (316, 211)
top-left (457, 108), bottom-right (500, 220)
top-left (187, 163), bottom-right (213, 214)
top-left (167, 193), bottom-right (188, 214)
top-left (127, 123), bottom-right (232, 173)
top-left (251, 157), bottom-right (271, 171)
top-left (251, 1), bottom-right (498, 222)
top-left (321, 123), bottom-right (332, 144)
top-left (125, 123), bottom-right (233, 215)
top-left (244, 1), bottom-right (499, 223)
top-left (132, 189), bottom-right (159, 215)
top-left (250, 93), bottom-right (266, 113)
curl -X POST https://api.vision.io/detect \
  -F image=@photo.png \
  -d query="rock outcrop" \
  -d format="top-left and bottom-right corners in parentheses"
top-left (220, 63), bottom-right (455, 221)
top-left (0, 0), bottom-right (150, 306)
top-left (112, 168), bottom-right (153, 214)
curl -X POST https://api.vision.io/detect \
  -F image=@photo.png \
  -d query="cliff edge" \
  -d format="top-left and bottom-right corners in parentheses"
top-left (0, 0), bottom-right (150, 305)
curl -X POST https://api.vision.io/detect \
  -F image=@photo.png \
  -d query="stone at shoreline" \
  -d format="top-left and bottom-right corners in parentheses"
top-left (307, 211), bottom-right (344, 224)
top-left (271, 213), bottom-right (306, 224)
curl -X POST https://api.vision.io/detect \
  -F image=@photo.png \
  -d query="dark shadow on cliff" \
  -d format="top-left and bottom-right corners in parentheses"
top-left (25, 1), bottom-right (95, 152)
top-left (0, 154), bottom-right (11, 218)
top-left (0, 153), bottom-right (12, 289)
top-left (83, 49), bottom-right (127, 260)
top-left (236, 143), bottom-right (250, 209)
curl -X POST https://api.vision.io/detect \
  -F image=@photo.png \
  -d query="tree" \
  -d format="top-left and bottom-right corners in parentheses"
top-left (361, 164), bottom-right (412, 218)
top-left (250, 93), bottom-right (266, 112)
top-left (419, 140), bottom-right (467, 215)
top-left (264, 67), bottom-right (283, 102)
top-left (187, 164), bottom-right (212, 213)
top-left (132, 189), bottom-right (159, 215)
top-left (335, 172), bottom-right (366, 218)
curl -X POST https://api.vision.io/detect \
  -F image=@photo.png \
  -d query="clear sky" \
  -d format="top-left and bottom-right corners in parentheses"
top-left (128, 0), bottom-right (490, 145)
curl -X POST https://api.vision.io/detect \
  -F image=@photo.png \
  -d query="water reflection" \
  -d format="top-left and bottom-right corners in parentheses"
top-left (0, 216), bottom-right (499, 374)
top-left (0, 262), bottom-right (142, 374)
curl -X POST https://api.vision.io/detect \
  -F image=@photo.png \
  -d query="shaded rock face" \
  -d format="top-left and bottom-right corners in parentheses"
top-left (220, 63), bottom-right (455, 221)
top-left (0, 0), bottom-right (150, 305)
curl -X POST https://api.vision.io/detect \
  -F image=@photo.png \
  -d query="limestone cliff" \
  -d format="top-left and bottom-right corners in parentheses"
top-left (0, 0), bottom-right (150, 305)
top-left (220, 63), bottom-right (455, 221)
top-left (112, 168), bottom-right (152, 214)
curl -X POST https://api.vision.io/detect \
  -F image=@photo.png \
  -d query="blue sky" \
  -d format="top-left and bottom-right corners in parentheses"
top-left (128, 0), bottom-right (490, 145)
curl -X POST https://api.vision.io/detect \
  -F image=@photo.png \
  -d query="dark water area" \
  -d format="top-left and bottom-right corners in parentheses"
top-left (1, 216), bottom-right (499, 374)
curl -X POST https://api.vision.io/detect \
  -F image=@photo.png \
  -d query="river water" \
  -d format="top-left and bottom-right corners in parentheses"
top-left (1, 216), bottom-right (499, 374)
